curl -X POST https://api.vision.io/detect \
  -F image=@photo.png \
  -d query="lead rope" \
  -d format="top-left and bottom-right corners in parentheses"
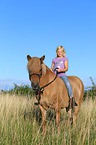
top-left (40, 67), bottom-right (58, 91)
top-left (40, 73), bottom-right (57, 91)
top-left (35, 69), bottom-right (58, 105)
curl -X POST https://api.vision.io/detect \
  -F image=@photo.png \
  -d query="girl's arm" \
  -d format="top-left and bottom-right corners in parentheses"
top-left (51, 62), bottom-right (54, 72)
top-left (57, 60), bottom-right (68, 73)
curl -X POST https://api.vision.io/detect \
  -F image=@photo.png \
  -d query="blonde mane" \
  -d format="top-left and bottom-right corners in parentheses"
top-left (42, 63), bottom-right (46, 77)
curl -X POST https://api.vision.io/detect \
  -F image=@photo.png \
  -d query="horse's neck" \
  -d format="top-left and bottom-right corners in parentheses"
top-left (39, 66), bottom-right (54, 87)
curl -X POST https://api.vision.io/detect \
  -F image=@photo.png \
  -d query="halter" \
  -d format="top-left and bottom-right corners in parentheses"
top-left (29, 68), bottom-right (58, 104)
top-left (30, 73), bottom-right (41, 77)
top-left (29, 68), bottom-right (42, 79)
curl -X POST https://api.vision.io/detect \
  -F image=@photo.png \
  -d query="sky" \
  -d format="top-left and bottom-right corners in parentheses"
top-left (0, 0), bottom-right (96, 90)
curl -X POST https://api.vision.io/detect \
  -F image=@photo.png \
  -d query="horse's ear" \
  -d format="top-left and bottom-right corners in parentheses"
top-left (40, 55), bottom-right (45, 63)
top-left (27, 55), bottom-right (31, 61)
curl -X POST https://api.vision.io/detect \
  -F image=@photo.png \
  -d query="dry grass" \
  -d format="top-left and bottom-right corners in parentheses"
top-left (0, 93), bottom-right (96, 145)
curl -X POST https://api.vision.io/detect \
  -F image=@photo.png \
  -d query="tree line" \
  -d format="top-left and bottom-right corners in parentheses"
top-left (1, 77), bottom-right (96, 100)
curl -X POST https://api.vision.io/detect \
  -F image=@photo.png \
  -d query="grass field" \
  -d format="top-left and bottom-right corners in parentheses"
top-left (0, 93), bottom-right (96, 145)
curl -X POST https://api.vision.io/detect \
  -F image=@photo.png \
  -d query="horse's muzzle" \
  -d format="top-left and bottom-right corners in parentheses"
top-left (31, 82), bottom-right (39, 90)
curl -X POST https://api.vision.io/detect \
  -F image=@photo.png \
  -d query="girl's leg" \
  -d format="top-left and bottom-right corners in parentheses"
top-left (60, 75), bottom-right (73, 98)
top-left (60, 75), bottom-right (77, 110)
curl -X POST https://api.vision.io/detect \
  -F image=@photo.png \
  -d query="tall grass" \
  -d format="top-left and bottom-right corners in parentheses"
top-left (0, 93), bottom-right (96, 145)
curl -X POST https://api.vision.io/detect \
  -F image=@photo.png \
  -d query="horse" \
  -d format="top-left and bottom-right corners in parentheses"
top-left (27, 55), bottom-right (84, 133)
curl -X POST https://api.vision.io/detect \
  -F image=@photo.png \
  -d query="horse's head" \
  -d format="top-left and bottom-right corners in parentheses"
top-left (27, 55), bottom-right (46, 90)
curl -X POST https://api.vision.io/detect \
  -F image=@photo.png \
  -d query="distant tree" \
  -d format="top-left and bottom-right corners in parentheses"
top-left (84, 77), bottom-right (96, 100)
top-left (1, 83), bottom-right (35, 97)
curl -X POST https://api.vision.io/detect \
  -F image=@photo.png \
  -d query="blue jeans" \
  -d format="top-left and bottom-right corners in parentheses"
top-left (60, 75), bottom-right (73, 98)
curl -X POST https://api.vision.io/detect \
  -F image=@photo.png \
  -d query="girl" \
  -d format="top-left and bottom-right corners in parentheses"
top-left (51, 46), bottom-right (77, 109)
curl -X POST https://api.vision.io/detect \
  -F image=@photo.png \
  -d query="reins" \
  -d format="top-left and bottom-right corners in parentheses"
top-left (30, 67), bottom-right (58, 104)
top-left (40, 73), bottom-right (58, 91)
top-left (34, 72), bottom-right (58, 105)
top-left (40, 67), bottom-right (58, 91)
top-left (30, 67), bottom-right (58, 92)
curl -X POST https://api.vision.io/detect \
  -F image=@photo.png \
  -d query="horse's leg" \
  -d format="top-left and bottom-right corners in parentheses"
top-left (68, 103), bottom-right (80, 125)
top-left (68, 98), bottom-right (78, 124)
top-left (39, 105), bottom-right (46, 134)
top-left (55, 107), bottom-right (61, 132)
top-left (68, 108), bottom-right (73, 125)
top-left (73, 105), bottom-right (79, 124)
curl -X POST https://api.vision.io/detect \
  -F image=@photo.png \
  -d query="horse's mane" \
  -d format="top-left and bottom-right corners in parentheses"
top-left (42, 63), bottom-right (46, 77)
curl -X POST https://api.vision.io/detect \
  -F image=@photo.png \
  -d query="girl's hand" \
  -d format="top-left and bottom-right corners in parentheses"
top-left (57, 68), bottom-right (61, 72)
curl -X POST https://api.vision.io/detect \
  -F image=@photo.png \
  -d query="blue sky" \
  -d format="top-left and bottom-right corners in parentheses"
top-left (0, 0), bottom-right (96, 89)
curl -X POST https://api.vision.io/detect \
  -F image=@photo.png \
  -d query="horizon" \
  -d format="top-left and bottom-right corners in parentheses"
top-left (0, 76), bottom-right (95, 91)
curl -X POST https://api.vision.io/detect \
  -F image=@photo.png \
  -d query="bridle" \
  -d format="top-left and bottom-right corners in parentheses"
top-left (29, 67), bottom-right (58, 90)
top-left (29, 73), bottom-right (41, 78)
top-left (29, 68), bottom-right (42, 80)
top-left (29, 67), bottom-right (58, 104)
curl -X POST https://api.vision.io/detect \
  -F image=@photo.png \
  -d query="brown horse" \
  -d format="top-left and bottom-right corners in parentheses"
top-left (27, 55), bottom-right (84, 133)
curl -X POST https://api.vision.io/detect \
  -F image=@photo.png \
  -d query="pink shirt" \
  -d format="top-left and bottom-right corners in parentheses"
top-left (52, 57), bottom-right (68, 77)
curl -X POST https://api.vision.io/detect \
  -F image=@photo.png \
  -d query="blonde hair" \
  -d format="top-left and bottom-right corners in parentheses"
top-left (56, 46), bottom-right (66, 57)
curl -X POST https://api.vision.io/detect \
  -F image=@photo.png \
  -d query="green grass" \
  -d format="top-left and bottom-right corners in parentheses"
top-left (0, 94), bottom-right (96, 145)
